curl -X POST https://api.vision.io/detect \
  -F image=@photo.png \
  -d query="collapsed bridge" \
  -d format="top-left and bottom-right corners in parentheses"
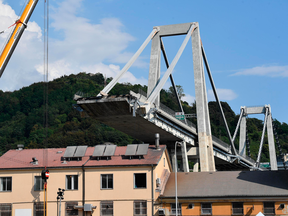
top-left (75, 22), bottom-right (278, 172)
top-left (76, 92), bottom-right (255, 171)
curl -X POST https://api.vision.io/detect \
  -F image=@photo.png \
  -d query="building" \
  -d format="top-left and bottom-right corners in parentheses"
top-left (0, 144), bottom-right (171, 216)
top-left (1, 143), bottom-right (288, 216)
top-left (158, 170), bottom-right (288, 216)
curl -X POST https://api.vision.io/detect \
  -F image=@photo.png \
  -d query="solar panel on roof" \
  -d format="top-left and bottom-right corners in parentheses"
top-left (125, 144), bottom-right (138, 156)
top-left (92, 145), bottom-right (106, 157)
top-left (74, 146), bottom-right (88, 157)
top-left (63, 146), bottom-right (77, 158)
top-left (136, 144), bottom-right (149, 155)
top-left (103, 145), bottom-right (116, 156)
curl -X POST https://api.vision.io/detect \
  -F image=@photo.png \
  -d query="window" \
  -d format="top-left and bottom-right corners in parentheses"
top-left (101, 174), bottom-right (113, 189)
top-left (34, 176), bottom-right (44, 191)
top-left (134, 173), bottom-right (146, 188)
top-left (66, 201), bottom-right (78, 216)
top-left (232, 202), bottom-right (243, 215)
top-left (66, 175), bottom-right (78, 190)
top-left (0, 177), bottom-right (12, 192)
top-left (101, 201), bottom-right (113, 216)
top-left (134, 201), bottom-right (147, 216)
top-left (188, 203), bottom-right (194, 209)
top-left (171, 203), bottom-right (181, 215)
top-left (0, 203), bottom-right (12, 216)
top-left (34, 202), bottom-right (44, 216)
top-left (264, 202), bottom-right (275, 215)
top-left (201, 203), bottom-right (212, 215)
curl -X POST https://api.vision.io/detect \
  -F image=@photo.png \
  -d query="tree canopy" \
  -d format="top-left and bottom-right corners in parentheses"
top-left (0, 72), bottom-right (287, 163)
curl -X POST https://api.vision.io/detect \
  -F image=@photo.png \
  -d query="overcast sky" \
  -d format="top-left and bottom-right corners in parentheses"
top-left (0, 0), bottom-right (288, 124)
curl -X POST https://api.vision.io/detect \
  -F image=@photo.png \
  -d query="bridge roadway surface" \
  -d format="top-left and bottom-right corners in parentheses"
top-left (76, 94), bottom-right (255, 171)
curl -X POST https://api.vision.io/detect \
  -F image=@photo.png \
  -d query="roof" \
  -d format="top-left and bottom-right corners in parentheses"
top-left (162, 170), bottom-right (288, 199)
top-left (0, 145), bottom-right (166, 170)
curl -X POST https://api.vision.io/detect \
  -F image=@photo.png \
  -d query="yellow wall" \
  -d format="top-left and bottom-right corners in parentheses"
top-left (182, 202), bottom-right (201, 215)
top-left (158, 200), bottom-right (288, 216)
top-left (85, 166), bottom-right (152, 201)
top-left (212, 202), bottom-right (230, 216)
top-left (84, 166), bottom-right (153, 216)
top-left (0, 168), bottom-right (83, 216)
top-left (0, 149), bottom-right (170, 216)
top-left (154, 149), bottom-right (171, 181)
top-left (276, 201), bottom-right (288, 216)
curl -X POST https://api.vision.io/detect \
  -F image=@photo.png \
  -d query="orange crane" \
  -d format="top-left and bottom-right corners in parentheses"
top-left (0, 1), bottom-right (50, 215)
top-left (0, 0), bottom-right (39, 77)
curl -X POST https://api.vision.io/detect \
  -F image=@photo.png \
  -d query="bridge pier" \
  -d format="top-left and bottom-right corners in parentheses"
top-left (147, 32), bottom-right (161, 107)
top-left (181, 142), bottom-right (190, 172)
top-left (239, 113), bottom-right (247, 156)
top-left (238, 105), bottom-right (278, 170)
top-left (192, 24), bottom-right (215, 172)
top-left (267, 107), bottom-right (277, 170)
top-left (170, 142), bottom-right (190, 172)
top-left (76, 22), bottom-right (257, 172)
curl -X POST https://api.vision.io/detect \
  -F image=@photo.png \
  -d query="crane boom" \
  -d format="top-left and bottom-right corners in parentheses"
top-left (0, 0), bottom-right (39, 78)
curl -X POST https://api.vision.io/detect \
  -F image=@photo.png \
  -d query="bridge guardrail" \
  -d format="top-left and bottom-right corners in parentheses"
top-left (136, 88), bottom-right (197, 128)
top-left (158, 103), bottom-right (197, 128)
top-left (240, 152), bottom-right (256, 163)
top-left (136, 89), bottom-right (255, 164)
top-left (211, 136), bottom-right (231, 152)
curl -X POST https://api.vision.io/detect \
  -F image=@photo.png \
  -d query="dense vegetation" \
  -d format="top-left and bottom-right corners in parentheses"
top-left (0, 72), bottom-right (287, 163)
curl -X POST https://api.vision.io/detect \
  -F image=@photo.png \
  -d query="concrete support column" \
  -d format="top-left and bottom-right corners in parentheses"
top-left (171, 149), bottom-right (177, 172)
top-left (266, 106), bottom-right (278, 170)
top-left (181, 142), bottom-right (189, 172)
top-left (193, 159), bottom-right (199, 172)
top-left (147, 33), bottom-right (161, 107)
top-left (192, 23), bottom-right (215, 172)
top-left (239, 115), bottom-right (246, 156)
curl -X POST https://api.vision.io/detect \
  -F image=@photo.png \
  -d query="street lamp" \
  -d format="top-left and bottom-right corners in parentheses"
top-left (57, 188), bottom-right (65, 216)
top-left (175, 141), bottom-right (183, 216)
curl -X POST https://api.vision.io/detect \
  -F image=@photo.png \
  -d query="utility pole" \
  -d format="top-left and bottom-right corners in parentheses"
top-left (57, 188), bottom-right (65, 216)
top-left (41, 169), bottom-right (49, 216)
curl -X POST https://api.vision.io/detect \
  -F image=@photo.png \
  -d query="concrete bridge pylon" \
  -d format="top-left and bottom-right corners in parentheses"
top-left (146, 23), bottom-right (215, 172)
top-left (234, 105), bottom-right (278, 170)
top-left (76, 22), bottom-right (258, 172)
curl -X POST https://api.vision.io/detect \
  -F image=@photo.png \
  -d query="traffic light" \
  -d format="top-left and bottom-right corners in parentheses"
top-left (41, 169), bottom-right (49, 181)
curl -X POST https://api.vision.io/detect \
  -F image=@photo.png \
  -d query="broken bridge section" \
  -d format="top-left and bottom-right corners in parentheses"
top-left (76, 94), bottom-right (195, 144)
top-left (75, 22), bottom-right (257, 171)
top-left (76, 93), bottom-right (255, 171)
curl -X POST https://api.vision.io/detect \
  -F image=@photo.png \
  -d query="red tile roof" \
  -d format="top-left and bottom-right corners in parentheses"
top-left (0, 145), bottom-right (166, 170)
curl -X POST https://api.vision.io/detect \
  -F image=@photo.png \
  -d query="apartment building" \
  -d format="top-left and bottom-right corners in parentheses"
top-left (1, 143), bottom-right (288, 216)
top-left (0, 144), bottom-right (171, 216)
top-left (158, 171), bottom-right (288, 216)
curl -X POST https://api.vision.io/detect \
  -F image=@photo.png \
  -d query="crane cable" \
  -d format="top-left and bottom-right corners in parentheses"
top-left (0, 20), bottom-right (24, 35)
top-left (0, 0), bottom-right (28, 52)
top-left (43, 0), bottom-right (49, 216)
top-left (0, 0), bottom-right (27, 34)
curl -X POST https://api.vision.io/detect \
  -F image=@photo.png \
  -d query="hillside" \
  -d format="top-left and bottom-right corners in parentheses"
top-left (0, 72), bottom-right (287, 163)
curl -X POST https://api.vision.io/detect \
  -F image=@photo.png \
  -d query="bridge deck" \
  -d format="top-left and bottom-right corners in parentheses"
top-left (77, 95), bottom-right (185, 144)
top-left (76, 94), bottom-right (255, 169)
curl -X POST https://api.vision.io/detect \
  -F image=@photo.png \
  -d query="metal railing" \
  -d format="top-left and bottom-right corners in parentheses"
top-left (159, 103), bottom-right (196, 128)
top-left (242, 153), bottom-right (256, 163)
top-left (245, 105), bottom-right (265, 108)
top-left (211, 136), bottom-right (231, 151)
top-left (135, 89), bottom-right (256, 163)
top-left (136, 88), bottom-right (196, 128)
top-left (137, 88), bottom-right (147, 97)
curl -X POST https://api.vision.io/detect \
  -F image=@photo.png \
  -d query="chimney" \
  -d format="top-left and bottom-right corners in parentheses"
top-left (17, 144), bottom-right (24, 150)
top-left (155, 133), bottom-right (160, 150)
top-left (31, 157), bottom-right (38, 165)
